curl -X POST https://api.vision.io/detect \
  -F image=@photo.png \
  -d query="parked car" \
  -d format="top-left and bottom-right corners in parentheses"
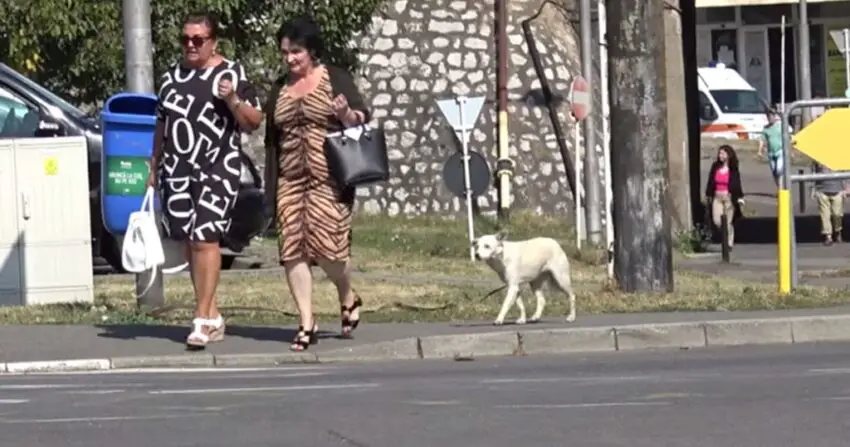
top-left (0, 63), bottom-right (268, 271)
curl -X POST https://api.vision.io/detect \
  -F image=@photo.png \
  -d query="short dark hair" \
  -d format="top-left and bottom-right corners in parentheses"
top-left (276, 14), bottom-right (324, 60)
top-left (184, 12), bottom-right (219, 39)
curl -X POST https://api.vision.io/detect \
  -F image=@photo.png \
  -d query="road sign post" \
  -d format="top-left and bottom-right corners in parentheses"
top-left (569, 76), bottom-right (592, 248)
top-left (436, 96), bottom-right (486, 261)
top-left (573, 123), bottom-right (584, 249)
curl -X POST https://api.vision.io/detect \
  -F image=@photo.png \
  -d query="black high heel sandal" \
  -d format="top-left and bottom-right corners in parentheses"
top-left (340, 295), bottom-right (363, 338)
top-left (290, 323), bottom-right (318, 352)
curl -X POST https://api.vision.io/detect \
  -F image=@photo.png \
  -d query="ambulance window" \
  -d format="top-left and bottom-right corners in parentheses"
top-left (709, 89), bottom-right (766, 114)
top-left (698, 92), bottom-right (716, 120)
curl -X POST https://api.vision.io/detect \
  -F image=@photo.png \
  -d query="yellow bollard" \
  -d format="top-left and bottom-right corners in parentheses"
top-left (777, 188), bottom-right (792, 294)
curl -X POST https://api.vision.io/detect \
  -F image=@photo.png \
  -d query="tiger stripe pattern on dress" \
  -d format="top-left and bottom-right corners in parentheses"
top-left (273, 66), bottom-right (353, 263)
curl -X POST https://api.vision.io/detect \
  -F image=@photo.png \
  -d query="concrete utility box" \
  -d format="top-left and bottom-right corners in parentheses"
top-left (0, 136), bottom-right (94, 306)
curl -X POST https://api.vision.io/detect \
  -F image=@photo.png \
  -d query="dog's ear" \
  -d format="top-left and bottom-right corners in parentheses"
top-left (496, 229), bottom-right (508, 241)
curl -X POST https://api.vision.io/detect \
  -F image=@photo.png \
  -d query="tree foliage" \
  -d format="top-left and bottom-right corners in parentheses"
top-left (0, 0), bottom-right (383, 106)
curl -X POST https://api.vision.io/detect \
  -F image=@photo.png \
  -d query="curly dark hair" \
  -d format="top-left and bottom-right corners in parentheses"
top-left (275, 13), bottom-right (325, 61)
top-left (717, 144), bottom-right (739, 170)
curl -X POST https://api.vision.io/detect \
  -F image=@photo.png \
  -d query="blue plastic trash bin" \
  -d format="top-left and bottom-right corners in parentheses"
top-left (100, 92), bottom-right (159, 235)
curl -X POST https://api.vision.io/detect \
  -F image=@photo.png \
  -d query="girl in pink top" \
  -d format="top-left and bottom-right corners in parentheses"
top-left (714, 165), bottom-right (730, 194)
top-left (705, 145), bottom-right (745, 250)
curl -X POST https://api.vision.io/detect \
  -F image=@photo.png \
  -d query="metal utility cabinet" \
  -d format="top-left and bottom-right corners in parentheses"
top-left (0, 136), bottom-right (94, 306)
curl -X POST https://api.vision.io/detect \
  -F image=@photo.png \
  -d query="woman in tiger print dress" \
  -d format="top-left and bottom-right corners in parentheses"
top-left (264, 15), bottom-right (370, 351)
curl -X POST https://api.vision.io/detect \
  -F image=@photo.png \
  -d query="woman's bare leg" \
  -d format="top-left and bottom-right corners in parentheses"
top-left (316, 258), bottom-right (360, 336)
top-left (283, 259), bottom-right (315, 348)
top-left (184, 241), bottom-right (225, 347)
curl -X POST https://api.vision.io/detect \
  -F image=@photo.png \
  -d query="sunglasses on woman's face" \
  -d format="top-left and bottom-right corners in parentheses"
top-left (180, 35), bottom-right (211, 47)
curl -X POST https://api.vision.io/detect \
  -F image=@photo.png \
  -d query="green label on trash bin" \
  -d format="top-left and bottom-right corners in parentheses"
top-left (105, 156), bottom-right (149, 196)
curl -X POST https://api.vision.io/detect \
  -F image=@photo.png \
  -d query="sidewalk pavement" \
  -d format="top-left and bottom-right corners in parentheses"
top-left (679, 243), bottom-right (850, 289)
top-left (4, 307), bottom-right (850, 373)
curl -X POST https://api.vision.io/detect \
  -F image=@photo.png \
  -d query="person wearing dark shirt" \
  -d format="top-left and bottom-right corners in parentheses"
top-left (147, 12), bottom-right (264, 348)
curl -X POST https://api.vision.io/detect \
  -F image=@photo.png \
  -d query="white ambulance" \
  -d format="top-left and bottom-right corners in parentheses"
top-left (698, 63), bottom-right (771, 141)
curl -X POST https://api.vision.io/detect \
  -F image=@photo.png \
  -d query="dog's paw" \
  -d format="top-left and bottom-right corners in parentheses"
top-left (492, 320), bottom-right (505, 326)
top-left (529, 316), bottom-right (541, 323)
top-left (515, 317), bottom-right (527, 325)
top-left (565, 314), bottom-right (576, 323)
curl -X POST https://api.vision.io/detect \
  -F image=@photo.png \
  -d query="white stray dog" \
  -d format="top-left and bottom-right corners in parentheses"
top-left (473, 232), bottom-right (577, 325)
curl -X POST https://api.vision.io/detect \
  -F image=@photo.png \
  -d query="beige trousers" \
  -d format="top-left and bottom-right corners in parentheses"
top-left (712, 193), bottom-right (735, 247)
top-left (816, 192), bottom-right (843, 235)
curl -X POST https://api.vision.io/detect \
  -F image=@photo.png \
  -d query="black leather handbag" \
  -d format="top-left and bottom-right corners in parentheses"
top-left (324, 123), bottom-right (389, 189)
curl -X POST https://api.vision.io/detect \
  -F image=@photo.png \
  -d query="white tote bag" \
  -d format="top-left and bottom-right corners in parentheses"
top-left (121, 187), bottom-right (185, 297)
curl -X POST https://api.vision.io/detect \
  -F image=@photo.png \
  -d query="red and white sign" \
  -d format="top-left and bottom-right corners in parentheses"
top-left (569, 76), bottom-right (591, 121)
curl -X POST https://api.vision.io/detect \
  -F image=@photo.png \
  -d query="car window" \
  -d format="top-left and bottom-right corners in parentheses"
top-left (0, 87), bottom-right (38, 138)
top-left (709, 89), bottom-right (768, 114)
top-left (2, 67), bottom-right (87, 122)
top-left (698, 92), bottom-right (715, 120)
top-left (698, 92), bottom-right (712, 109)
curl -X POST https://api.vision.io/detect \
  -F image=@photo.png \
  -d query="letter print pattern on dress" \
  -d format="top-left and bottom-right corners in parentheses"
top-left (155, 59), bottom-right (261, 242)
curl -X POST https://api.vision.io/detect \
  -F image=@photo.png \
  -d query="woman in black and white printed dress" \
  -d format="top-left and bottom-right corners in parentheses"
top-left (147, 12), bottom-right (264, 348)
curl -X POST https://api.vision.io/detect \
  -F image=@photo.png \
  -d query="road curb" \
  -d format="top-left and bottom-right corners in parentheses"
top-left (3, 315), bottom-right (850, 373)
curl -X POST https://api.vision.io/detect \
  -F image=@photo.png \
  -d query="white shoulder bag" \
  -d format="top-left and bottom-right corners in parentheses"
top-left (121, 187), bottom-right (187, 298)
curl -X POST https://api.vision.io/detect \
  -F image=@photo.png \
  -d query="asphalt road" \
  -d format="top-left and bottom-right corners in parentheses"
top-left (3, 343), bottom-right (850, 446)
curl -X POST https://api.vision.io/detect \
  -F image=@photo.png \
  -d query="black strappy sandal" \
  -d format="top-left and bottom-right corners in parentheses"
top-left (290, 323), bottom-right (318, 352)
top-left (340, 294), bottom-right (363, 338)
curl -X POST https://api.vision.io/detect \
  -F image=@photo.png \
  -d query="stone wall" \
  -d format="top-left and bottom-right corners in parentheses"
top-left (249, 0), bottom-right (593, 218)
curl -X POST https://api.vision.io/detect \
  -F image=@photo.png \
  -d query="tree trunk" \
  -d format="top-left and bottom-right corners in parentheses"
top-left (606, 0), bottom-right (674, 293)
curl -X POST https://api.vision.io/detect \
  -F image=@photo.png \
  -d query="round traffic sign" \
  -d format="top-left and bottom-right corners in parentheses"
top-left (442, 150), bottom-right (491, 198)
top-left (570, 76), bottom-right (591, 121)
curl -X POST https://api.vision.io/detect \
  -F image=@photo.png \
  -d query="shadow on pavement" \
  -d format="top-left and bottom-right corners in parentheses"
top-left (96, 324), bottom-right (187, 343)
top-left (95, 324), bottom-right (339, 346)
top-left (225, 325), bottom-right (337, 342)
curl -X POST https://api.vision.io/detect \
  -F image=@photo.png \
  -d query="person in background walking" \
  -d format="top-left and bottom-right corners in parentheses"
top-left (758, 108), bottom-right (785, 187)
top-left (147, 12), bottom-right (263, 348)
top-left (263, 14), bottom-right (370, 351)
top-left (705, 145), bottom-right (745, 250)
top-left (812, 162), bottom-right (849, 245)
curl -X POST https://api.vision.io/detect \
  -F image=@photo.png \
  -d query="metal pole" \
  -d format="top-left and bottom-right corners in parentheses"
top-left (844, 29), bottom-right (850, 90)
top-left (580, 0), bottom-right (602, 244)
top-left (779, 81), bottom-right (793, 295)
top-left (797, 168), bottom-right (806, 212)
top-left (598, 0), bottom-right (614, 279)
top-left (721, 214), bottom-right (730, 263)
top-left (495, 0), bottom-right (513, 225)
top-left (781, 15), bottom-right (786, 114)
top-left (459, 97), bottom-right (475, 261)
top-left (575, 122), bottom-right (585, 249)
top-left (783, 16), bottom-right (798, 285)
top-left (798, 0), bottom-right (812, 125)
top-left (122, 0), bottom-right (154, 93)
top-left (123, 0), bottom-right (162, 309)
